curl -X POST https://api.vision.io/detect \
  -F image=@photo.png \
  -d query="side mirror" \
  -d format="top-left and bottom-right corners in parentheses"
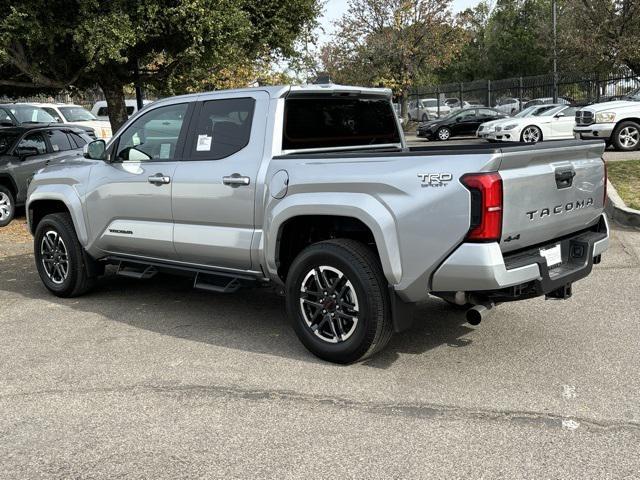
top-left (554, 113), bottom-right (565, 118)
top-left (83, 139), bottom-right (106, 160)
top-left (15, 146), bottom-right (40, 158)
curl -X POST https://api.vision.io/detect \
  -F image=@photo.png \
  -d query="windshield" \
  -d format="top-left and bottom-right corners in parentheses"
top-left (59, 107), bottom-right (97, 122)
top-left (515, 106), bottom-right (538, 118)
top-left (535, 105), bottom-right (564, 116)
top-left (9, 106), bottom-right (56, 124)
top-left (0, 132), bottom-right (18, 155)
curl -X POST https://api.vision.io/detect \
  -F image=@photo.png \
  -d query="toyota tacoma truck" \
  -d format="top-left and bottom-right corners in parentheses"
top-left (26, 85), bottom-right (610, 363)
top-left (574, 88), bottom-right (640, 151)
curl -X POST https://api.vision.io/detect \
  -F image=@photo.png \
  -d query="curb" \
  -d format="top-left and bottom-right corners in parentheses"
top-left (606, 180), bottom-right (640, 227)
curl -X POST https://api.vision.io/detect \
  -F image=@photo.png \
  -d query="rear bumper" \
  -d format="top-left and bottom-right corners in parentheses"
top-left (431, 214), bottom-right (609, 300)
top-left (574, 124), bottom-right (614, 140)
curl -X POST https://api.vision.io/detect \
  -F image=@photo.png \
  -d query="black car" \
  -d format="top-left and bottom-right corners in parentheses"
top-left (417, 107), bottom-right (508, 141)
top-left (0, 125), bottom-right (92, 226)
top-left (0, 104), bottom-right (96, 138)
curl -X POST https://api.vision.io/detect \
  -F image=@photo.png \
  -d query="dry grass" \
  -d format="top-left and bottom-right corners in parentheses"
top-left (0, 216), bottom-right (32, 244)
top-left (608, 160), bottom-right (640, 210)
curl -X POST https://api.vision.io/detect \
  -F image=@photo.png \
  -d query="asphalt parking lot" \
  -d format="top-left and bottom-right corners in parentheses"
top-left (0, 219), bottom-right (639, 479)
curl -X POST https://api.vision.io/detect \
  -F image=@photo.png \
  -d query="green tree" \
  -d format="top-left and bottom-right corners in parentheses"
top-left (321, 0), bottom-right (464, 120)
top-left (0, 0), bottom-right (321, 130)
top-left (561, 0), bottom-right (640, 74)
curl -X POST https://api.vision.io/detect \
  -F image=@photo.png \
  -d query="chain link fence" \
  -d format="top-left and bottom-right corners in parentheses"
top-left (408, 67), bottom-right (640, 121)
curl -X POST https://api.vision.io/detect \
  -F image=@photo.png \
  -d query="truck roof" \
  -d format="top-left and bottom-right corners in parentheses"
top-left (146, 84), bottom-right (393, 107)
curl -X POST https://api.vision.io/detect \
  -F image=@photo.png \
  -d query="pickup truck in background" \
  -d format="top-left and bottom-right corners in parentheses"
top-left (27, 85), bottom-right (609, 363)
top-left (574, 88), bottom-right (640, 151)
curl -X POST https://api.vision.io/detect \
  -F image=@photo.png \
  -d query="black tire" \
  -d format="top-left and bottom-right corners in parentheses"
top-left (437, 127), bottom-right (452, 141)
top-left (421, 113), bottom-right (429, 122)
top-left (521, 125), bottom-right (542, 143)
top-left (34, 213), bottom-right (96, 297)
top-left (285, 239), bottom-right (393, 364)
top-left (611, 121), bottom-right (640, 151)
top-left (0, 185), bottom-right (15, 228)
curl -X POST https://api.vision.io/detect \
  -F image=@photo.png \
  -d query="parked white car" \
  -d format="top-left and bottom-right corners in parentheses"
top-left (408, 98), bottom-right (450, 122)
top-left (90, 99), bottom-right (152, 121)
top-left (574, 88), bottom-right (640, 151)
top-left (494, 97), bottom-right (526, 115)
top-left (490, 105), bottom-right (578, 143)
top-left (35, 103), bottom-right (112, 140)
top-left (477, 104), bottom-right (557, 140)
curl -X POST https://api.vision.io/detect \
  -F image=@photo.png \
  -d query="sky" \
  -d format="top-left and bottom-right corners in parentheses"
top-left (319, 0), bottom-right (483, 44)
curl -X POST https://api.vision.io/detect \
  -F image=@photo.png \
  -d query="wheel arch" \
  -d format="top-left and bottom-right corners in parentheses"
top-left (27, 189), bottom-right (88, 245)
top-left (265, 194), bottom-right (402, 286)
top-left (0, 174), bottom-right (18, 199)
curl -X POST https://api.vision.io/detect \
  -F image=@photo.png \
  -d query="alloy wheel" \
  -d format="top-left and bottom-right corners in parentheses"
top-left (619, 126), bottom-right (639, 149)
top-left (438, 128), bottom-right (451, 140)
top-left (40, 230), bottom-right (69, 285)
top-left (522, 126), bottom-right (541, 143)
top-left (299, 266), bottom-right (359, 344)
top-left (0, 192), bottom-right (11, 222)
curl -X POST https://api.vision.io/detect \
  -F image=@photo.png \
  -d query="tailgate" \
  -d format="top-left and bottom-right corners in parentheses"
top-left (498, 141), bottom-right (606, 253)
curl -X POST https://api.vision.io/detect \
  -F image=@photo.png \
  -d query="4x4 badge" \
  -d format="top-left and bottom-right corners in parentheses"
top-left (418, 173), bottom-right (453, 188)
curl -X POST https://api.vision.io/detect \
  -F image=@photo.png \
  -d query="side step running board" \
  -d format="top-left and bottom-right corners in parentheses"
top-left (193, 272), bottom-right (242, 293)
top-left (116, 262), bottom-right (158, 280)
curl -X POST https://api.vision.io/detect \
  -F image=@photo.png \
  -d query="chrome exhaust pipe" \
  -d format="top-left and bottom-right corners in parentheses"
top-left (466, 303), bottom-right (494, 326)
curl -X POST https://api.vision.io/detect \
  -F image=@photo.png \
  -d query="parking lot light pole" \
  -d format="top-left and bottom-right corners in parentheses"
top-left (552, 0), bottom-right (558, 103)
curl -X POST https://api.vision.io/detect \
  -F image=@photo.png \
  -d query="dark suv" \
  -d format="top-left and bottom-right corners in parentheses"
top-left (0, 125), bottom-right (92, 226)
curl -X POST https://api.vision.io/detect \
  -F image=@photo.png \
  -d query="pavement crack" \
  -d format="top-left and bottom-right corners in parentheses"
top-left (1, 382), bottom-right (638, 434)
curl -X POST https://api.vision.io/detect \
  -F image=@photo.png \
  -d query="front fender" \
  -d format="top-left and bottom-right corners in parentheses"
top-left (264, 192), bottom-right (402, 285)
top-left (27, 186), bottom-right (88, 246)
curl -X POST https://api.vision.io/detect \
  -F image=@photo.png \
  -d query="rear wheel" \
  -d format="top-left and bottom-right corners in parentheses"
top-left (285, 239), bottom-right (393, 364)
top-left (437, 127), bottom-right (452, 141)
top-left (0, 186), bottom-right (15, 227)
top-left (611, 121), bottom-right (640, 151)
top-left (521, 125), bottom-right (542, 143)
top-left (34, 213), bottom-right (96, 297)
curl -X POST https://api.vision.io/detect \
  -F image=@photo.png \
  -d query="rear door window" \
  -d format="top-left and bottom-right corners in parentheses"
top-left (283, 97), bottom-right (400, 150)
top-left (188, 98), bottom-right (255, 160)
top-left (46, 129), bottom-right (73, 152)
top-left (67, 132), bottom-right (87, 148)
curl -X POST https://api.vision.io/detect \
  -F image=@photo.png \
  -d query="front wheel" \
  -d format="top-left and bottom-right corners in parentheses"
top-left (437, 127), bottom-right (452, 141)
top-left (285, 239), bottom-right (393, 364)
top-left (421, 113), bottom-right (429, 122)
top-left (0, 186), bottom-right (15, 227)
top-left (612, 121), bottom-right (640, 151)
top-left (34, 213), bottom-right (96, 297)
top-left (521, 125), bottom-right (542, 143)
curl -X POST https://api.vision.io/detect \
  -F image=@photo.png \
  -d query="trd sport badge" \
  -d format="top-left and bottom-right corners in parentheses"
top-left (417, 173), bottom-right (453, 188)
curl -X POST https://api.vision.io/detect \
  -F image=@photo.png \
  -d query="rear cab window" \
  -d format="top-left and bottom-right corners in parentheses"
top-left (282, 96), bottom-right (400, 151)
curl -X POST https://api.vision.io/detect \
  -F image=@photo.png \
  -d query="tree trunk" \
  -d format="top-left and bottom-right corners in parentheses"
top-left (99, 80), bottom-right (128, 133)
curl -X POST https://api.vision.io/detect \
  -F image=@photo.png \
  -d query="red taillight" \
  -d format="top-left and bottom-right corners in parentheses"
top-left (461, 172), bottom-right (503, 242)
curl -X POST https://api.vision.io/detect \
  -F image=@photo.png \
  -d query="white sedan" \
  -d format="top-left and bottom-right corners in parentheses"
top-left (489, 105), bottom-right (578, 143)
top-left (477, 104), bottom-right (558, 140)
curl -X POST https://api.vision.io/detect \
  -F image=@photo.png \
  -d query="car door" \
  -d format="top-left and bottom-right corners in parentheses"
top-left (11, 131), bottom-right (57, 204)
top-left (85, 102), bottom-right (192, 259)
top-left (171, 91), bottom-right (268, 271)
top-left (454, 109), bottom-right (479, 135)
top-left (550, 107), bottom-right (577, 139)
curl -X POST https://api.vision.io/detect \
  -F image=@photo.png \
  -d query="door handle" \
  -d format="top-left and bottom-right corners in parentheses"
top-left (555, 169), bottom-right (575, 189)
top-left (223, 173), bottom-right (250, 187)
top-left (148, 174), bottom-right (171, 185)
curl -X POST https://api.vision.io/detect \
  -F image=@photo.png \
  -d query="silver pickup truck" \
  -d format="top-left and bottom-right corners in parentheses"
top-left (26, 85), bottom-right (609, 363)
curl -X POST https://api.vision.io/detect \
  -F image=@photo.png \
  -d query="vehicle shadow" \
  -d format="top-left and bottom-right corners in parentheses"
top-left (0, 253), bottom-right (475, 369)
